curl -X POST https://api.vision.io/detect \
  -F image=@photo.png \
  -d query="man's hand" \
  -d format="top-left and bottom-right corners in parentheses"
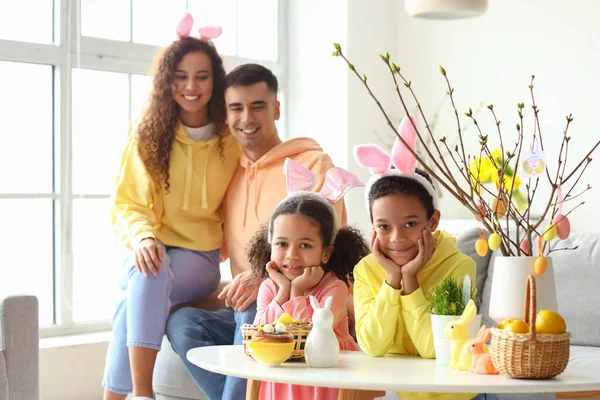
top-left (370, 230), bottom-right (402, 289)
top-left (291, 266), bottom-right (325, 298)
top-left (401, 229), bottom-right (434, 295)
top-left (217, 270), bottom-right (260, 312)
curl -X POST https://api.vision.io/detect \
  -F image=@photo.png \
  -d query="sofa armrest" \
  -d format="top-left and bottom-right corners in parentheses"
top-left (0, 295), bottom-right (39, 400)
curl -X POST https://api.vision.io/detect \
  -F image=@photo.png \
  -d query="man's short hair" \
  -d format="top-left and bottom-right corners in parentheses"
top-left (225, 63), bottom-right (278, 94)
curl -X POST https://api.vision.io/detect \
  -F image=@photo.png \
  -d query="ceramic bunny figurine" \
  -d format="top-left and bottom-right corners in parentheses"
top-left (304, 296), bottom-right (339, 368)
top-left (467, 325), bottom-right (499, 375)
top-left (444, 299), bottom-right (478, 371)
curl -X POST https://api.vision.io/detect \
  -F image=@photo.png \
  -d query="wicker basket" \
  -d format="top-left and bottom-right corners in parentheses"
top-left (241, 322), bottom-right (312, 361)
top-left (489, 274), bottom-right (571, 379)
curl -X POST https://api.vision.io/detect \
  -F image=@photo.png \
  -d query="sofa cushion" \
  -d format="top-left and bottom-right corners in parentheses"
top-left (0, 351), bottom-right (8, 400)
top-left (153, 336), bottom-right (207, 400)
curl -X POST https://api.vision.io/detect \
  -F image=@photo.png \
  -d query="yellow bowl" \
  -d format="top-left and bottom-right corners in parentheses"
top-left (247, 341), bottom-right (295, 367)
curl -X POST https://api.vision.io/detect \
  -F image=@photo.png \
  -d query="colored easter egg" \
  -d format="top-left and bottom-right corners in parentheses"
top-left (488, 232), bottom-right (502, 251)
top-left (543, 225), bottom-right (557, 241)
top-left (553, 214), bottom-right (571, 240)
top-left (491, 197), bottom-right (506, 218)
top-left (475, 238), bottom-right (489, 257)
top-left (519, 237), bottom-right (529, 255)
top-left (534, 256), bottom-right (548, 276)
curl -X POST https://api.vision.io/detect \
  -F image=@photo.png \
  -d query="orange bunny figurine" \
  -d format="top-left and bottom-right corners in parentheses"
top-left (467, 325), bottom-right (499, 375)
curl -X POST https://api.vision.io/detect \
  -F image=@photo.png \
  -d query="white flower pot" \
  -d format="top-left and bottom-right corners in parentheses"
top-left (431, 314), bottom-right (482, 366)
top-left (488, 256), bottom-right (558, 324)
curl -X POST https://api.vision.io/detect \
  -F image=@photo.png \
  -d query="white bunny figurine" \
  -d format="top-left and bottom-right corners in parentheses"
top-left (304, 295), bottom-right (340, 368)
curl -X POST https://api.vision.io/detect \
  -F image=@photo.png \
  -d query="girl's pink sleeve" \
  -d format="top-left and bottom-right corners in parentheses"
top-left (282, 297), bottom-right (311, 321)
top-left (254, 279), bottom-right (286, 324)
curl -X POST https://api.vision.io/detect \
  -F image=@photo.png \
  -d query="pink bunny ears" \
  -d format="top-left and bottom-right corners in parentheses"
top-left (284, 158), bottom-right (364, 204)
top-left (267, 159), bottom-right (363, 244)
top-left (353, 115), bottom-right (438, 210)
top-left (176, 12), bottom-right (222, 41)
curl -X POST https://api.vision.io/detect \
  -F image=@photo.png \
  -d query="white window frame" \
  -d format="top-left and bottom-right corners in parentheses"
top-left (0, 0), bottom-right (288, 338)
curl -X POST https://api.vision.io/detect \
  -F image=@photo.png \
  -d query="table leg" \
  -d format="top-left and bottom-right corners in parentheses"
top-left (337, 389), bottom-right (386, 400)
top-left (245, 379), bottom-right (262, 400)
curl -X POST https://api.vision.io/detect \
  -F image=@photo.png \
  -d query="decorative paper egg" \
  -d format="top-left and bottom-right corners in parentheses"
top-left (553, 214), bottom-right (571, 240)
top-left (519, 237), bottom-right (529, 255)
top-left (534, 256), bottom-right (548, 275)
top-left (475, 237), bottom-right (489, 257)
top-left (543, 225), bottom-right (557, 241)
top-left (488, 232), bottom-right (502, 251)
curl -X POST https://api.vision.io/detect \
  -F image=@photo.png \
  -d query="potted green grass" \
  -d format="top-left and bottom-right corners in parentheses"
top-left (429, 276), bottom-right (482, 365)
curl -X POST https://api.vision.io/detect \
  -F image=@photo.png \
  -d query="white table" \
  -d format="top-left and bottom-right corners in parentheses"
top-left (187, 345), bottom-right (600, 399)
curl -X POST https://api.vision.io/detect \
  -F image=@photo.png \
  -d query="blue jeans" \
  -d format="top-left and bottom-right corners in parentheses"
top-left (102, 245), bottom-right (221, 394)
top-left (166, 301), bottom-right (257, 400)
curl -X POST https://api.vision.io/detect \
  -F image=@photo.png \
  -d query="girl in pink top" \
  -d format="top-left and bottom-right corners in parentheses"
top-left (246, 158), bottom-right (369, 400)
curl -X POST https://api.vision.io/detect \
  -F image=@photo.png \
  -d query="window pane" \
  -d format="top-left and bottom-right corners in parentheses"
top-left (237, 0), bottom-right (278, 61)
top-left (188, 0), bottom-right (236, 56)
top-left (72, 198), bottom-right (123, 322)
top-left (132, 0), bottom-right (186, 46)
top-left (0, 199), bottom-right (54, 326)
top-left (131, 74), bottom-right (153, 123)
top-left (72, 69), bottom-right (129, 195)
top-left (0, 61), bottom-right (53, 193)
top-left (81, 0), bottom-right (131, 41)
top-left (0, 0), bottom-right (52, 44)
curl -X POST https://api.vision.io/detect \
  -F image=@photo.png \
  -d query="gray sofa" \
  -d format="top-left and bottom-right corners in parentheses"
top-left (0, 295), bottom-right (39, 400)
top-left (153, 227), bottom-right (600, 400)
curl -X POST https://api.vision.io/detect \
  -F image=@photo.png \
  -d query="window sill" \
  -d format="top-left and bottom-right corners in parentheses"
top-left (40, 330), bottom-right (112, 349)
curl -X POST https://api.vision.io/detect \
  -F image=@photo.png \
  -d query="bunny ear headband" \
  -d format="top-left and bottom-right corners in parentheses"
top-left (267, 158), bottom-right (364, 244)
top-left (353, 114), bottom-right (438, 211)
top-left (176, 12), bottom-right (222, 41)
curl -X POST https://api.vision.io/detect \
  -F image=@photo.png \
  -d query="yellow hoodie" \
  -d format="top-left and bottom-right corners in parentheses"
top-left (221, 137), bottom-right (347, 278)
top-left (354, 230), bottom-right (476, 400)
top-left (111, 124), bottom-right (241, 251)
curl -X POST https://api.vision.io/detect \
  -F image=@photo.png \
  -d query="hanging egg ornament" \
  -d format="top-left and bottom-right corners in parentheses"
top-left (475, 233), bottom-right (489, 257)
top-left (519, 237), bottom-right (530, 256)
top-left (488, 232), bottom-right (502, 251)
top-left (553, 214), bottom-right (571, 240)
top-left (535, 256), bottom-right (548, 275)
top-left (491, 197), bottom-right (506, 218)
top-left (543, 225), bottom-right (558, 241)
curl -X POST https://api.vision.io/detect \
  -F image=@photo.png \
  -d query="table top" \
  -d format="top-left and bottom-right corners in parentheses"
top-left (187, 345), bottom-right (600, 394)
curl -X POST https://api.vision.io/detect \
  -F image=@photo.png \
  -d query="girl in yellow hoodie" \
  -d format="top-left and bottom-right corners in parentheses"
top-left (353, 133), bottom-right (495, 400)
top-left (103, 15), bottom-right (240, 400)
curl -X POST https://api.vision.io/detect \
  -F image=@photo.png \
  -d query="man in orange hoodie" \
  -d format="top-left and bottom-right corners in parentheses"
top-left (166, 64), bottom-right (347, 400)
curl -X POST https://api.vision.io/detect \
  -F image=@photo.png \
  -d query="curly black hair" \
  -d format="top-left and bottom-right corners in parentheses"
top-left (246, 196), bottom-right (369, 286)
top-left (368, 168), bottom-right (436, 220)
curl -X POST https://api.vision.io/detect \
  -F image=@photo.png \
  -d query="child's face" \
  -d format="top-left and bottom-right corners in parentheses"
top-left (371, 193), bottom-right (440, 266)
top-left (270, 213), bottom-right (332, 281)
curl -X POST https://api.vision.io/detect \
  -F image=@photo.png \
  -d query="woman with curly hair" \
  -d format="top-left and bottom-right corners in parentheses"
top-left (247, 159), bottom-right (369, 400)
top-left (102, 15), bottom-right (239, 400)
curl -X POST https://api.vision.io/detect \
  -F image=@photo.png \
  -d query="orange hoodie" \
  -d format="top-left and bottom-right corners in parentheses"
top-left (221, 137), bottom-right (348, 278)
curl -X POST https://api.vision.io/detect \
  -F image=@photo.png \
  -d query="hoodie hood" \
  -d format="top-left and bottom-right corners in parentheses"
top-left (239, 137), bottom-right (325, 227)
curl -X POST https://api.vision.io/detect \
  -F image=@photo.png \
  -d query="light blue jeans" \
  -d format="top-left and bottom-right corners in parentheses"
top-left (102, 244), bottom-right (221, 394)
top-left (166, 301), bottom-right (257, 400)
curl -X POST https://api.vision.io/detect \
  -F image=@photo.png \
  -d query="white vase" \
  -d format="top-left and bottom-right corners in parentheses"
top-left (431, 314), bottom-right (482, 366)
top-left (488, 256), bottom-right (558, 324)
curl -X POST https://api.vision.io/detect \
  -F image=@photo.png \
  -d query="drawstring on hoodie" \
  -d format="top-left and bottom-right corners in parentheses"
top-left (242, 162), bottom-right (260, 230)
top-left (183, 145), bottom-right (193, 210)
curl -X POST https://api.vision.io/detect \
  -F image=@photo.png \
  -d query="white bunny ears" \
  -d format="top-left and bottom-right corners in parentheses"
top-left (353, 115), bottom-right (438, 211)
top-left (310, 295), bottom-right (333, 311)
top-left (267, 158), bottom-right (364, 244)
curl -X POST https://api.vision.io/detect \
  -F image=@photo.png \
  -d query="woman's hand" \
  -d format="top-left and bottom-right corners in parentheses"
top-left (134, 238), bottom-right (163, 277)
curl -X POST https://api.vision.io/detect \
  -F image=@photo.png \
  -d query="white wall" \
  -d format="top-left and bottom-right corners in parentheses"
top-left (387, 0), bottom-right (600, 232)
